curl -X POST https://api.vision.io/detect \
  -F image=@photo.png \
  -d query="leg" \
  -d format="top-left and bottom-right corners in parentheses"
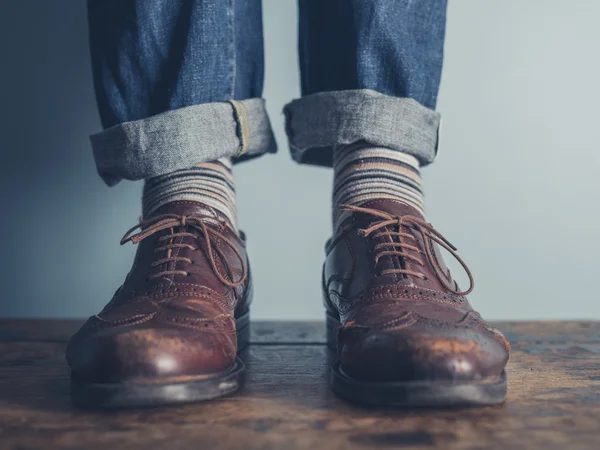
top-left (67, 0), bottom-right (270, 408)
top-left (88, 0), bottom-right (274, 224)
top-left (298, 0), bottom-right (445, 107)
top-left (290, 0), bottom-right (445, 227)
top-left (288, 0), bottom-right (509, 407)
top-left (288, 0), bottom-right (444, 164)
top-left (89, 0), bottom-right (266, 130)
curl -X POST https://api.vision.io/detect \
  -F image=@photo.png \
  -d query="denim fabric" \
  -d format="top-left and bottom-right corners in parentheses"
top-left (88, 0), bottom-right (266, 126)
top-left (297, 0), bottom-right (447, 110)
top-left (88, 0), bottom-right (276, 185)
top-left (88, 0), bottom-right (446, 182)
top-left (92, 99), bottom-right (275, 186)
top-left (288, 0), bottom-right (447, 167)
top-left (284, 90), bottom-right (440, 167)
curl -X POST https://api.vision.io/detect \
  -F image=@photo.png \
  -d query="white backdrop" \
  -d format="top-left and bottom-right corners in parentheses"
top-left (0, 1), bottom-right (598, 320)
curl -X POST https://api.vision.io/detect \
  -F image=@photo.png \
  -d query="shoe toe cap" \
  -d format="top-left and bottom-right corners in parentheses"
top-left (67, 320), bottom-right (237, 383)
top-left (337, 327), bottom-right (509, 382)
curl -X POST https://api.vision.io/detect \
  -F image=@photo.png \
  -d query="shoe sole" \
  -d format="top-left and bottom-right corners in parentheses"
top-left (70, 312), bottom-right (250, 409)
top-left (326, 312), bottom-right (507, 408)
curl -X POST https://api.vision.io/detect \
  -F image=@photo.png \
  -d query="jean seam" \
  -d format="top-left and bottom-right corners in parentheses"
top-left (229, 100), bottom-right (249, 156)
top-left (229, 0), bottom-right (236, 99)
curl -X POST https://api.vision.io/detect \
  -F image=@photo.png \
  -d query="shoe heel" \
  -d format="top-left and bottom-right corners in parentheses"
top-left (326, 311), bottom-right (340, 352)
top-left (235, 311), bottom-right (250, 352)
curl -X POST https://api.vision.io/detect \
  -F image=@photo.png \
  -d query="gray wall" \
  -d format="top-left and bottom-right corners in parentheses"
top-left (1, 1), bottom-right (598, 320)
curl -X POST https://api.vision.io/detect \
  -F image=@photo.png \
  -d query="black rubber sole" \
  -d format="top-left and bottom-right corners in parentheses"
top-left (326, 312), bottom-right (507, 408)
top-left (70, 312), bottom-right (250, 409)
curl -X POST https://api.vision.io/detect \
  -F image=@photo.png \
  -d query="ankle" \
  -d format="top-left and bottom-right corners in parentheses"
top-left (142, 158), bottom-right (237, 228)
top-left (332, 143), bottom-right (424, 229)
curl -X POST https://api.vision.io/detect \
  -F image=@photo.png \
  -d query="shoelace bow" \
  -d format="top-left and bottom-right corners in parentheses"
top-left (120, 214), bottom-right (247, 288)
top-left (342, 204), bottom-right (474, 296)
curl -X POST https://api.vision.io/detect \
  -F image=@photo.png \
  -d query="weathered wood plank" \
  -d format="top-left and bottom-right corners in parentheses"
top-left (0, 319), bottom-right (327, 344)
top-left (0, 335), bottom-right (599, 449)
top-left (1, 319), bottom-right (600, 344)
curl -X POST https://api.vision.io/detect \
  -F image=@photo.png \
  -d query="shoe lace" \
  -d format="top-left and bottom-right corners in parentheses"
top-left (120, 214), bottom-right (247, 287)
top-left (342, 204), bottom-right (474, 295)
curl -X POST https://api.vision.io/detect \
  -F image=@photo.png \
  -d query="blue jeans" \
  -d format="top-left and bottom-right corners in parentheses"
top-left (88, 0), bottom-right (446, 186)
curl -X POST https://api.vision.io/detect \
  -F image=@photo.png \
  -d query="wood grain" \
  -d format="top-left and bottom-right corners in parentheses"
top-left (0, 320), bottom-right (599, 449)
top-left (2, 319), bottom-right (600, 343)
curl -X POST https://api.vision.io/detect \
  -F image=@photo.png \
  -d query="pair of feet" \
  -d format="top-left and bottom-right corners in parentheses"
top-left (66, 199), bottom-right (510, 408)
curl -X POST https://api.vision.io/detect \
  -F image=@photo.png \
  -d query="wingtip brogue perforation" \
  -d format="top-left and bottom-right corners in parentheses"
top-left (325, 199), bottom-right (509, 407)
top-left (67, 201), bottom-right (252, 409)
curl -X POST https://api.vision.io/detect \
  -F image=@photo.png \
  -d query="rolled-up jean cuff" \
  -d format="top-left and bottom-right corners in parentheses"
top-left (283, 89), bottom-right (440, 168)
top-left (91, 98), bottom-right (277, 186)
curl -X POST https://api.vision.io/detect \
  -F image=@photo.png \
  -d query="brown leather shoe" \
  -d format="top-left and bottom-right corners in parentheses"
top-left (324, 199), bottom-right (510, 407)
top-left (66, 201), bottom-right (252, 408)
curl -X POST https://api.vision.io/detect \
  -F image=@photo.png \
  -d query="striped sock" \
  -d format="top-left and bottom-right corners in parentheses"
top-left (332, 143), bottom-right (424, 228)
top-left (142, 158), bottom-right (237, 228)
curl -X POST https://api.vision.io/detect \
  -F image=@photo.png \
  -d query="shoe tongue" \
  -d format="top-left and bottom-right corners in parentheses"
top-left (336, 200), bottom-right (424, 228)
top-left (149, 201), bottom-right (220, 221)
top-left (358, 199), bottom-right (425, 219)
top-left (353, 200), bottom-right (427, 287)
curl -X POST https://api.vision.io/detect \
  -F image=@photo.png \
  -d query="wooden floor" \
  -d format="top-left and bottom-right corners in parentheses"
top-left (0, 320), bottom-right (599, 450)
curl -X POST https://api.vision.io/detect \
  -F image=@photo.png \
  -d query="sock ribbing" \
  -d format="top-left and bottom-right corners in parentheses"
top-left (142, 158), bottom-right (237, 227)
top-left (332, 145), bottom-right (424, 228)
